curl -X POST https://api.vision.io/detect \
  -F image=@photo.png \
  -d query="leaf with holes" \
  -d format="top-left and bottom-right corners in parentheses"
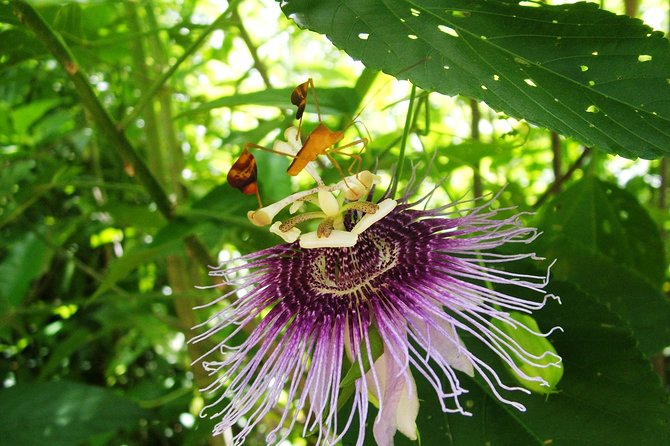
top-left (281, 0), bottom-right (670, 159)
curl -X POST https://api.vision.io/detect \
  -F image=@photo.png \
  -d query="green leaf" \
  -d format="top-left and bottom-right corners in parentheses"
top-left (534, 177), bottom-right (670, 356)
top-left (506, 281), bottom-right (670, 446)
top-left (11, 98), bottom-right (63, 136)
top-left (538, 177), bottom-right (665, 286)
top-left (281, 0), bottom-right (670, 159)
top-left (91, 227), bottom-right (183, 299)
top-left (355, 281), bottom-right (670, 446)
top-left (0, 231), bottom-right (49, 312)
top-left (0, 381), bottom-right (146, 446)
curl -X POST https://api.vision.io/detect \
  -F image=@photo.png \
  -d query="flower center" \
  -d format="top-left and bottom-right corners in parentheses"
top-left (307, 230), bottom-right (400, 297)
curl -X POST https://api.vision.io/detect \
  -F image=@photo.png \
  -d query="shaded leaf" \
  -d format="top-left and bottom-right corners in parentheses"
top-left (505, 281), bottom-right (670, 446)
top-left (281, 0), bottom-right (670, 159)
top-left (0, 381), bottom-right (146, 446)
top-left (363, 281), bottom-right (670, 446)
top-left (534, 177), bottom-right (670, 356)
top-left (0, 231), bottom-right (49, 312)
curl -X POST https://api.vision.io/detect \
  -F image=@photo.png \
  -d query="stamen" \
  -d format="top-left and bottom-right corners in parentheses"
top-left (279, 212), bottom-right (326, 232)
top-left (351, 199), bottom-right (398, 234)
top-left (248, 172), bottom-right (377, 227)
top-left (344, 201), bottom-right (379, 214)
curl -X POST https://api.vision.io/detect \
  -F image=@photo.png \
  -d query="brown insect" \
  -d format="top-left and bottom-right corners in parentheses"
top-left (286, 78), bottom-right (367, 178)
top-left (227, 78), bottom-right (368, 207)
top-left (226, 147), bottom-right (261, 207)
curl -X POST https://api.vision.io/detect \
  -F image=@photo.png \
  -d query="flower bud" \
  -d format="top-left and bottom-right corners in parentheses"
top-left (492, 312), bottom-right (563, 394)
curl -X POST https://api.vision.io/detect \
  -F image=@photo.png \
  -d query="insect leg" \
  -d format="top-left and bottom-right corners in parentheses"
top-left (327, 138), bottom-right (368, 176)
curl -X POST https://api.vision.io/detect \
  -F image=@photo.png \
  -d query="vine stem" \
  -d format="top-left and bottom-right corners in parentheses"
top-left (534, 147), bottom-right (591, 208)
top-left (390, 83), bottom-right (417, 197)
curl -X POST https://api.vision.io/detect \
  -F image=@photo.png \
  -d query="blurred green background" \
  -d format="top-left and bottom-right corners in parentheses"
top-left (1, 0), bottom-right (669, 445)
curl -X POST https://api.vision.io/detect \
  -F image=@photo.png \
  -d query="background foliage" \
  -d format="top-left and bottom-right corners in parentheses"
top-left (1, 0), bottom-right (669, 445)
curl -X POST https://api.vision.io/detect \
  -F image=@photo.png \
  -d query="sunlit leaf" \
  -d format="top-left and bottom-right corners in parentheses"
top-left (281, 0), bottom-right (670, 159)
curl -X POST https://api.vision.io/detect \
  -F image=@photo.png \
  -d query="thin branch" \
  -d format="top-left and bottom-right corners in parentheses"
top-left (12, 0), bottom-right (174, 218)
top-left (470, 99), bottom-right (482, 198)
top-left (534, 147), bottom-right (591, 208)
top-left (551, 132), bottom-right (561, 181)
top-left (232, 7), bottom-right (272, 88)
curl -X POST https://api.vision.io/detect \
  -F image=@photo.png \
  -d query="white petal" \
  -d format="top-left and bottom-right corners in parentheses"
top-left (412, 316), bottom-right (475, 376)
top-left (269, 221), bottom-right (300, 243)
top-left (351, 199), bottom-right (397, 234)
top-left (284, 126), bottom-right (301, 149)
top-left (273, 140), bottom-right (298, 156)
top-left (395, 374), bottom-right (419, 440)
top-left (369, 352), bottom-right (419, 446)
top-left (299, 230), bottom-right (358, 249)
top-left (318, 190), bottom-right (340, 216)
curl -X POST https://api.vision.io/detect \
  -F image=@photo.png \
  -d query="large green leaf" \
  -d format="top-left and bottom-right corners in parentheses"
top-left (0, 381), bottom-right (146, 446)
top-left (280, 0), bottom-right (670, 159)
top-left (508, 284), bottom-right (670, 446)
top-left (534, 177), bottom-right (670, 356)
top-left (488, 281), bottom-right (669, 446)
top-left (344, 281), bottom-right (670, 445)
top-left (539, 177), bottom-right (665, 286)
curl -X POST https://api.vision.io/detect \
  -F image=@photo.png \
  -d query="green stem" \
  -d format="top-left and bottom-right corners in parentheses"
top-left (125, 2), bottom-right (165, 178)
top-left (12, 1), bottom-right (174, 218)
top-left (390, 83), bottom-right (417, 197)
top-left (119, 0), bottom-right (241, 130)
